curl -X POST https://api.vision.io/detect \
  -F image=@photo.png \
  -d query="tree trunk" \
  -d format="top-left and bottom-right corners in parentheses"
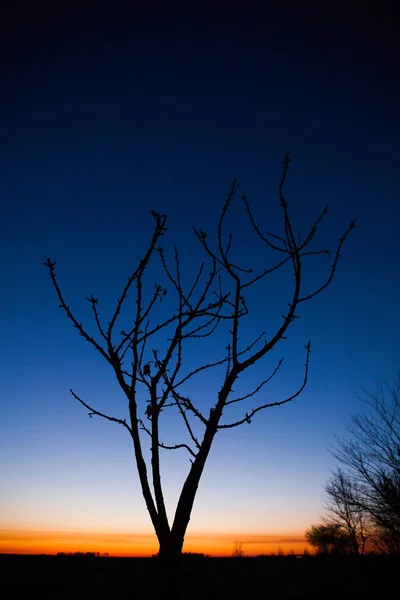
top-left (155, 532), bottom-right (186, 599)
top-left (158, 423), bottom-right (217, 563)
top-left (157, 531), bottom-right (185, 563)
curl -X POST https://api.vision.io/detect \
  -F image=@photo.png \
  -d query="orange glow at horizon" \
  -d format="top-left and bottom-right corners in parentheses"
top-left (0, 528), bottom-right (311, 557)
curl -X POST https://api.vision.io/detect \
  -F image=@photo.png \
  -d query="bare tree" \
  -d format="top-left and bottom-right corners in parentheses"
top-left (232, 540), bottom-right (244, 557)
top-left (44, 156), bottom-right (354, 562)
top-left (324, 469), bottom-right (367, 554)
top-left (333, 374), bottom-right (400, 553)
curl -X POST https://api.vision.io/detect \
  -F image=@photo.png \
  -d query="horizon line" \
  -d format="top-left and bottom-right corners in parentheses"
top-left (0, 527), bottom-right (311, 557)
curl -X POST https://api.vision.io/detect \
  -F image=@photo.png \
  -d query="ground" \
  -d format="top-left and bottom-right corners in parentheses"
top-left (0, 554), bottom-right (396, 599)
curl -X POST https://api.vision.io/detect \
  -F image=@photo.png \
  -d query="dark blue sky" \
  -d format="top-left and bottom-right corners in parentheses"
top-left (1, 1), bottom-right (400, 551)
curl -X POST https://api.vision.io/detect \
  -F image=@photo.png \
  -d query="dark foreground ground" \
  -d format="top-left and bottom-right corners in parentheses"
top-left (0, 553), bottom-right (397, 599)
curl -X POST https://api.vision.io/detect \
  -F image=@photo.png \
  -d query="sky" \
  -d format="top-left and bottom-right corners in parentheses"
top-left (1, 1), bottom-right (399, 557)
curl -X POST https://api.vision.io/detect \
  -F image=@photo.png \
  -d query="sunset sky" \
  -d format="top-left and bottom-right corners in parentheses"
top-left (1, 2), bottom-right (399, 557)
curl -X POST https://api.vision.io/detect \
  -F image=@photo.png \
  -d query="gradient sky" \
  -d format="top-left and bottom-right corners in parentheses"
top-left (1, 2), bottom-right (399, 556)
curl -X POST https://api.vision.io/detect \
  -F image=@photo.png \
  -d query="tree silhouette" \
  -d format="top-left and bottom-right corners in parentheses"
top-left (305, 523), bottom-right (351, 555)
top-left (332, 374), bottom-right (400, 553)
top-left (324, 469), bottom-right (367, 554)
top-left (44, 156), bottom-right (354, 562)
top-left (232, 540), bottom-right (244, 557)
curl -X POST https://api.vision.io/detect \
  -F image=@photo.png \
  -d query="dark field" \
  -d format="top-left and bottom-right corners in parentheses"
top-left (0, 554), bottom-right (397, 599)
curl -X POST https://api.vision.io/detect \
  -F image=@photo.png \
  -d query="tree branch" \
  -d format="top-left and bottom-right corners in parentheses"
top-left (70, 389), bottom-right (132, 434)
top-left (218, 342), bottom-right (310, 429)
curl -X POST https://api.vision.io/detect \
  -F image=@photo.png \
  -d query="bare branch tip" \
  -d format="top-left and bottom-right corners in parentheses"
top-left (44, 258), bottom-right (57, 271)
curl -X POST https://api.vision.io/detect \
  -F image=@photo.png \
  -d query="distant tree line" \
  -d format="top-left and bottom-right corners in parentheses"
top-left (306, 373), bottom-right (400, 555)
top-left (56, 552), bottom-right (108, 558)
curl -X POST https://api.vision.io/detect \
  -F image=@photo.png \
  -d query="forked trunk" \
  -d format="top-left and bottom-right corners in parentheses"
top-left (157, 531), bottom-right (185, 563)
top-left (155, 532), bottom-right (186, 599)
top-left (156, 442), bottom-right (213, 564)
